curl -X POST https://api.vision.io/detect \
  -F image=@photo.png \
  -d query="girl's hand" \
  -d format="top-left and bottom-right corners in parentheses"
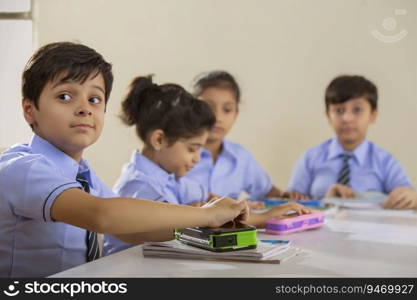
top-left (246, 200), bottom-right (265, 210)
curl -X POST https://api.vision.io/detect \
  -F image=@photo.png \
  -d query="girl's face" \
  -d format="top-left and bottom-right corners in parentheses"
top-left (157, 131), bottom-right (209, 177)
top-left (198, 87), bottom-right (238, 143)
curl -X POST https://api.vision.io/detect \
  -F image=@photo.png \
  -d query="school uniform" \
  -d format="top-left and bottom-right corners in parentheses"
top-left (103, 151), bottom-right (207, 255)
top-left (186, 139), bottom-right (273, 200)
top-left (288, 137), bottom-right (413, 199)
top-left (0, 135), bottom-right (114, 277)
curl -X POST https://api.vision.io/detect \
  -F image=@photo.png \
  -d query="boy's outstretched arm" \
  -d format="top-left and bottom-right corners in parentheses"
top-left (51, 188), bottom-right (248, 235)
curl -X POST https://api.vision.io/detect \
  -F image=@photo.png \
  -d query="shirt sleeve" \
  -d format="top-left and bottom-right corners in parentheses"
top-left (1, 154), bottom-right (81, 222)
top-left (288, 151), bottom-right (313, 196)
top-left (383, 154), bottom-right (413, 193)
top-left (177, 177), bottom-right (208, 205)
top-left (243, 152), bottom-right (273, 200)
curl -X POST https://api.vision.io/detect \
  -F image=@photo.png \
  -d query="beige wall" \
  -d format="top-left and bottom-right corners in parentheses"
top-left (33, 0), bottom-right (417, 189)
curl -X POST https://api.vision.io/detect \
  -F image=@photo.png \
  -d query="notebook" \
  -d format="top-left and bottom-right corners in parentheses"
top-left (324, 192), bottom-right (387, 209)
top-left (142, 240), bottom-right (301, 264)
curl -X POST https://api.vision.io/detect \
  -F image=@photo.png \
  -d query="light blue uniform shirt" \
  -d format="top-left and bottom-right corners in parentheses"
top-left (103, 151), bottom-right (207, 255)
top-left (0, 135), bottom-right (115, 277)
top-left (186, 139), bottom-right (273, 200)
top-left (288, 137), bottom-right (413, 199)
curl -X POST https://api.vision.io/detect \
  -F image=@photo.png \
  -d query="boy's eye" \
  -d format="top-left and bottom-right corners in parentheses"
top-left (335, 108), bottom-right (345, 114)
top-left (58, 93), bottom-right (71, 101)
top-left (89, 97), bottom-right (102, 104)
top-left (353, 107), bottom-right (363, 114)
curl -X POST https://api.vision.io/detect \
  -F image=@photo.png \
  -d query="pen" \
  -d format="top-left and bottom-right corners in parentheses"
top-left (260, 239), bottom-right (290, 244)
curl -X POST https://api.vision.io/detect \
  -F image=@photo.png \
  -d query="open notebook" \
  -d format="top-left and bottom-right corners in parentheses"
top-left (142, 240), bottom-right (301, 264)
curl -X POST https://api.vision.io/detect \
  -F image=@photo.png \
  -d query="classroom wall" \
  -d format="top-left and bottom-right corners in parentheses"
top-left (32, 0), bottom-right (417, 189)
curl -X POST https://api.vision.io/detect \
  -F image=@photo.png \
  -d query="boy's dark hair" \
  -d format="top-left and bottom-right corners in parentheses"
top-left (121, 75), bottom-right (216, 144)
top-left (22, 42), bottom-right (113, 108)
top-left (191, 70), bottom-right (241, 104)
top-left (325, 75), bottom-right (378, 111)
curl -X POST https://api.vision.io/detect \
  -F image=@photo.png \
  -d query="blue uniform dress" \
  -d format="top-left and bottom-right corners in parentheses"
top-left (103, 151), bottom-right (207, 255)
top-left (288, 137), bottom-right (413, 199)
top-left (0, 135), bottom-right (115, 277)
top-left (186, 139), bottom-right (273, 200)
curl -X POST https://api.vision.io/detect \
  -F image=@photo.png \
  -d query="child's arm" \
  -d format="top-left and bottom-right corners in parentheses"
top-left (246, 202), bottom-right (311, 228)
top-left (51, 188), bottom-right (249, 234)
top-left (111, 230), bottom-right (175, 244)
top-left (383, 187), bottom-right (417, 210)
top-left (324, 184), bottom-right (356, 198)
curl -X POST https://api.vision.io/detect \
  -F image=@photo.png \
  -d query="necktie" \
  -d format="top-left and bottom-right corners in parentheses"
top-left (76, 174), bottom-right (100, 262)
top-left (336, 154), bottom-right (352, 186)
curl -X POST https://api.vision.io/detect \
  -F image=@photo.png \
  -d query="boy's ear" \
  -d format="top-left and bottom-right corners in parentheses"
top-left (148, 129), bottom-right (167, 151)
top-left (370, 109), bottom-right (378, 123)
top-left (22, 98), bottom-right (36, 126)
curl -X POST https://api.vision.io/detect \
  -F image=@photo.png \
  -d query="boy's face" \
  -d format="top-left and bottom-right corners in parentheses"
top-left (23, 72), bottom-right (106, 161)
top-left (326, 97), bottom-right (377, 149)
top-left (198, 87), bottom-right (238, 143)
top-left (157, 131), bottom-right (209, 178)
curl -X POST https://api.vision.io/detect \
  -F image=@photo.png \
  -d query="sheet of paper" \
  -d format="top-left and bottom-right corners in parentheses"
top-left (326, 218), bottom-right (417, 246)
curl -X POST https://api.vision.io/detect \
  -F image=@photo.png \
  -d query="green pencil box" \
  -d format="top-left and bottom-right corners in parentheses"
top-left (174, 222), bottom-right (257, 252)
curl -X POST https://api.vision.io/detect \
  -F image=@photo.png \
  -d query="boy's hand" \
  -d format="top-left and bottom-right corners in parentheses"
top-left (383, 187), bottom-right (417, 210)
top-left (202, 197), bottom-right (249, 227)
top-left (325, 184), bottom-right (356, 198)
top-left (246, 200), bottom-right (266, 210)
top-left (265, 202), bottom-right (312, 219)
top-left (281, 191), bottom-right (309, 200)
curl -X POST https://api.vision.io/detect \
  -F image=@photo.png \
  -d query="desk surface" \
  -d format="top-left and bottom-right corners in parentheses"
top-left (52, 208), bottom-right (417, 278)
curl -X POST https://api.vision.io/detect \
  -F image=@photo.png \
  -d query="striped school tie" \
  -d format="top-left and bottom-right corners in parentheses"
top-left (76, 174), bottom-right (100, 262)
top-left (336, 154), bottom-right (352, 186)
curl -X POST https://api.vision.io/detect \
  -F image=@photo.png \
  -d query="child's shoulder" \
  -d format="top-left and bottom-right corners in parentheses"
top-left (301, 138), bottom-right (334, 159)
top-left (0, 143), bottom-right (57, 173)
top-left (114, 165), bottom-right (166, 199)
top-left (366, 140), bottom-right (397, 161)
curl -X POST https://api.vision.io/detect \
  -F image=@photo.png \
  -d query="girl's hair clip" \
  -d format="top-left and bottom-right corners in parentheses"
top-left (155, 100), bottom-right (162, 109)
top-left (172, 96), bottom-right (180, 107)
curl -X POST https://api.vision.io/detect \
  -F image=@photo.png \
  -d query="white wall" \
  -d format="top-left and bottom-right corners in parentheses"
top-left (29, 0), bottom-right (417, 189)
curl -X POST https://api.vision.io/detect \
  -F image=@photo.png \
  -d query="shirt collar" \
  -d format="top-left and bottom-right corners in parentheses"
top-left (131, 151), bottom-right (175, 182)
top-left (327, 137), bottom-right (369, 166)
top-left (30, 134), bottom-right (94, 187)
top-left (200, 139), bottom-right (236, 162)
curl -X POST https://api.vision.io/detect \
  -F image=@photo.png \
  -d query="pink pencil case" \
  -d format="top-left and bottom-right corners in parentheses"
top-left (265, 212), bottom-right (325, 235)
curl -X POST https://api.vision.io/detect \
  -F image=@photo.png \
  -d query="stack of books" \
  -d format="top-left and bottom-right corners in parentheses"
top-left (142, 240), bottom-right (301, 264)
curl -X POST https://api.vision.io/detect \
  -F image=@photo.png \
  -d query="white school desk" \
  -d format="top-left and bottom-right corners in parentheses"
top-left (51, 208), bottom-right (417, 278)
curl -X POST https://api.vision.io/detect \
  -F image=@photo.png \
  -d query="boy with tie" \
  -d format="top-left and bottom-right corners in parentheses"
top-left (288, 75), bottom-right (417, 209)
top-left (0, 42), bottom-right (248, 277)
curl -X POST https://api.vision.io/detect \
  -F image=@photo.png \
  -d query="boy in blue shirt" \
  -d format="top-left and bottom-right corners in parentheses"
top-left (0, 42), bottom-right (248, 277)
top-left (288, 75), bottom-right (417, 209)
